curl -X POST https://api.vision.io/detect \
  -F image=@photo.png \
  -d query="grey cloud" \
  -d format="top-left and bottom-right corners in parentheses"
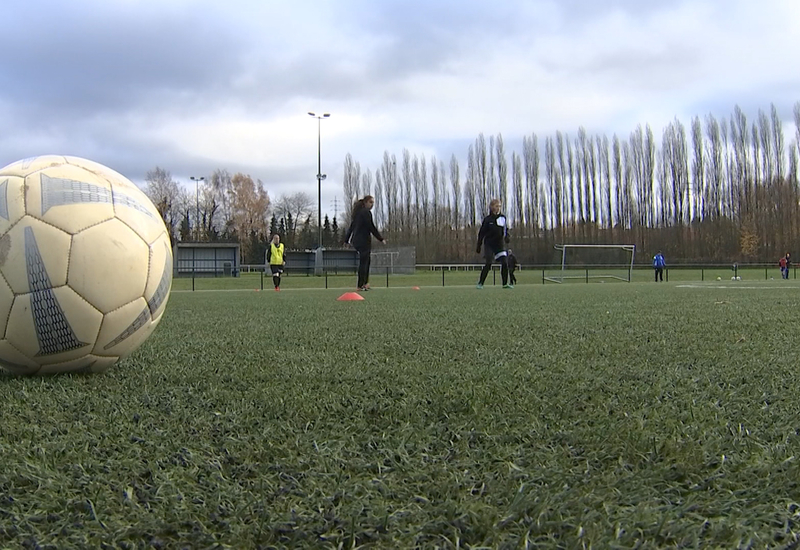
top-left (0, 1), bottom-right (248, 118)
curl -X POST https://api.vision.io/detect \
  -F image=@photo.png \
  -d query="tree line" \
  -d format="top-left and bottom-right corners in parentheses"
top-left (343, 102), bottom-right (800, 264)
top-left (144, 168), bottom-right (343, 264)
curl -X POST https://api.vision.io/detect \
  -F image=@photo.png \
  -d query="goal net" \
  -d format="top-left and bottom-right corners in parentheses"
top-left (544, 244), bottom-right (636, 283)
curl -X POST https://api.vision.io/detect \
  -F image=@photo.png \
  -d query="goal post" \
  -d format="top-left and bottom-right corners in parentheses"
top-left (544, 244), bottom-right (636, 283)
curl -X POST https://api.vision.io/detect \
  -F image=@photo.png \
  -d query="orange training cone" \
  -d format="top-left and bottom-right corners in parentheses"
top-left (412, 286), bottom-right (420, 290)
top-left (337, 292), bottom-right (365, 301)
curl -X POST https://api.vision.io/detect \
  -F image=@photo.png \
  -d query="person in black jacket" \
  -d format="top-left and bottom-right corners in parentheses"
top-left (344, 195), bottom-right (386, 290)
top-left (507, 248), bottom-right (518, 286)
top-left (476, 199), bottom-right (511, 289)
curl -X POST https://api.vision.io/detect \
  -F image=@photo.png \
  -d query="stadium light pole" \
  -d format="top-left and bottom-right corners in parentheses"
top-left (308, 112), bottom-right (330, 249)
top-left (190, 176), bottom-right (204, 241)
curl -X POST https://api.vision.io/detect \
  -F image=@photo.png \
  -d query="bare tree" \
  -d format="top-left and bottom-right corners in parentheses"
top-left (575, 130), bottom-right (586, 230)
top-left (208, 169), bottom-right (233, 238)
top-left (612, 135), bottom-right (624, 229)
top-left (373, 170), bottom-right (385, 229)
top-left (556, 132), bottom-right (569, 233)
top-left (690, 116), bottom-right (705, 222)
top-left (705, 114), bottom-right (723, 219)
top-left (496, 134), bottom-right (508, 210)
top-left (795, 102), bottom-right (800, 163)
top-left (275, 192), bottom-right (314, 241)
top-left (420, 155), bottom-right (430, 238)
top-left (523, 133), bottom-right (540, 237)
top-left (430, 156), bottom-right (440, 237)
top-left (342, 154), bottom-right (360, 212)
top-left (758, 109), bottom-right (773, 184)
top-left (475, 134), bottom-right (489, 216)
top-left (412, 154), bottom-right (422, 237)
top-left (544, 136), bottom-right (559, 232)
top-left (361, 168), bottom-right (373, 198)
top-left (598, 135), bottom-right (611, 230)
top-left (465, 145), bottom-right (477, 227)
top-left (450, 154), bottom-right (461, 231)
top-left (566, 136), bottom-right (577, 238)
top-left (512, 152), bottom-right (524, 230)
top-left (771, 103), bottom-right (785, 181)
top-left (229, 173), bottom-right (270, 261)
top-left (145, 167), bottom-right (181, 245)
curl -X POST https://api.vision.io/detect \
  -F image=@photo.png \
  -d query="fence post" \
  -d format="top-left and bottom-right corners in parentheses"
top-left (765, 267), bottom-right (768, 280)
top-left (493, 267), bottom-right (496, 286)
top-left (701, 268), bottom-right (704, 282)
top-left (666, 268), bottom-right (669, 282)
top-left (260, 271), bottom-right (264, 290)
top-left (585, 268), bottom-right (588, 284)
top-left (325, 270), bottom-right (328, 289)
top-left (386, 266), bottom-right (389, 288)
top-left (192, 270), bottom-right (195, 292)
top-left (442, 269), bottom-right (445, 287)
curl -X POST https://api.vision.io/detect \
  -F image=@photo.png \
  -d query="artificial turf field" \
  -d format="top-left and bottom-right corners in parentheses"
top-left (2, 279), bottom-right (800, 548)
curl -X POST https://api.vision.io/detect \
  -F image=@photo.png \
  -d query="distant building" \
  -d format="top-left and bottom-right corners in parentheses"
top-left (173, 242), bottom-right (241, 277)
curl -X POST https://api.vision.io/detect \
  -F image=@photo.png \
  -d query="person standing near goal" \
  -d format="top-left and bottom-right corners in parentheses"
top-left (345, 195), bottom-right (387, 291)
top-left (653, 251), bottom-right (666, 282)
top-left (476, 199), bottom-right (511, 289)
top-left (266, 234), bottom-right (286, 291)
top-left (507, 248), bottom-right (519, 286)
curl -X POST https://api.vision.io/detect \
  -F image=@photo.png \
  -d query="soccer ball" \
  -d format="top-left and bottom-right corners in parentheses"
top-left (716, 277), bottom-right (722, 281)
top-left (0, 156), bottom-right (172, 374)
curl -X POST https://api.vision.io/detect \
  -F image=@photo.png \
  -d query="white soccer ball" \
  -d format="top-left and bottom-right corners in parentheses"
top-left (0, 155), bottom-right (172, 374)
top-left (716, 277), bottom-right (722, 281)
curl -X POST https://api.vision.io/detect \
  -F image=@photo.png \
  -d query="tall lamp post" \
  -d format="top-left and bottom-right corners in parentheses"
top-left (190, 176), bottom-right (204, 241)
top-left (308, 112), bottom-right (330, 249)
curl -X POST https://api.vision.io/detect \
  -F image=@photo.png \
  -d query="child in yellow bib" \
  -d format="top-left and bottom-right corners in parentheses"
top-left (266, 234), bottom-right (286, 291)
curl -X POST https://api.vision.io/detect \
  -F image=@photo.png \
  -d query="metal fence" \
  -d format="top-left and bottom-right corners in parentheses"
top-left (173, 262), bottom-right (797, 291)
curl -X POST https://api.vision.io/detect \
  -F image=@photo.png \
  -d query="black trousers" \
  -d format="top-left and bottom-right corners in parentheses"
top-left (655, 268), bottom-right (663, 282)
top-left (356, 246), bottom-right (371, 288)
top-left (509, 268), bottom-right (516, 285)
top-left (479, 253), bottom-right (508, 285)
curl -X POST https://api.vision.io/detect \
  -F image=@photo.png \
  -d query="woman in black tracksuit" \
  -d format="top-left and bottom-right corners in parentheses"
top-left (344, 195), bottom-right (386, 290)
top-left (476, 199), bottom-right (511, 288)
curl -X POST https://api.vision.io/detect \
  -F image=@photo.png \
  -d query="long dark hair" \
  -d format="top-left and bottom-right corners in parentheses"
top-left (351, 195), bottom-right (374, 217)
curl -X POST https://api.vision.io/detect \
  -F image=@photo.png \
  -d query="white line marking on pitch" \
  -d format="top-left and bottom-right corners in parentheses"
top-left (677, 284), bottom-right (800, 290)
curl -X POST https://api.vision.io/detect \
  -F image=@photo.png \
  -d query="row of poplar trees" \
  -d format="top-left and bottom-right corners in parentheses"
top-left (343, 102), bottom-right (800, 264)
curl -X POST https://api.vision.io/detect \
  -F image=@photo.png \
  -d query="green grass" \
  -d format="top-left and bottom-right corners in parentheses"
top-left (3, 281), bottom-right (800, 548)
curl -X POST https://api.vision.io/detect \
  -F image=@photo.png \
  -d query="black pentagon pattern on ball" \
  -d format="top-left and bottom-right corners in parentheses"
top-left (147, 245), bottom-right (172, 315)
top-left (0, 179), bottom-right (8, 220)
top-left (104, 244), bottom-right (171, 350)
top-left (103, 309), bottom-right (149, 351)
top-left (111, 189), bottom-right (157, 219)
top-left (39, 173), bottom-right (155, 220)
top-left (41, 175), bottom-right (112, 214)
top-left (24, 227), bottom-right (88, 356)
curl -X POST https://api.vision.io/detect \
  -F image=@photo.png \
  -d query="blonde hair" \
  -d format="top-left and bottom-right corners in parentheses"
top-left (489, 199), bottom-right (501, 210)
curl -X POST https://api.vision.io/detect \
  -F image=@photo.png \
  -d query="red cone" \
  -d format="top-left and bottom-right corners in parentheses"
top-left (337, 292), bottom-right (365, 301)
top-left (411, 286), bottom-right (420, 290)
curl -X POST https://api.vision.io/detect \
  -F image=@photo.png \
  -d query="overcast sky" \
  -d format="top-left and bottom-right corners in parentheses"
top-left (1, 0), bottom-right (798, 219)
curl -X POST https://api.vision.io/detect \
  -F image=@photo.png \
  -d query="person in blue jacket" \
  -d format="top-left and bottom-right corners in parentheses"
top-left (653, 251), bottom-right (666, 282)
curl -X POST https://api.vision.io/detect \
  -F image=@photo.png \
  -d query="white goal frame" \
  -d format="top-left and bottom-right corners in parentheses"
top-left (545, 244), bottom-right (636, 283)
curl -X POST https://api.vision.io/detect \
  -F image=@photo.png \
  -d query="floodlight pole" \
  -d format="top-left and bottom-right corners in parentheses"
top-left (308, 112), bottom-right (330, 249)
top-left (190, 176), bottom-right (205, 242)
